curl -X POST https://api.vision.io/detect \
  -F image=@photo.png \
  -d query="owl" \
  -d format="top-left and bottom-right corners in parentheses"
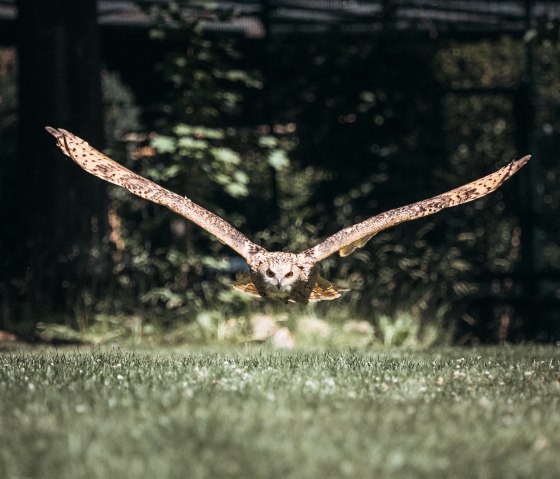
top-left (46, 127), bottom-right (530, 304)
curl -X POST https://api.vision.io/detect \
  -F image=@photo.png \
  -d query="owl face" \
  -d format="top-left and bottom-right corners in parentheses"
top-left (258, 261), bottom-right (302, 289)
top-left (250, 253), bottom-right (308, 301)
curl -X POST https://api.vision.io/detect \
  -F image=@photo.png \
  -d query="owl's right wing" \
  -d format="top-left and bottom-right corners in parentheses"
top-left (46, 127), bottom-right (265, 260)
top-left (303, 156), bottom-right (530, 262)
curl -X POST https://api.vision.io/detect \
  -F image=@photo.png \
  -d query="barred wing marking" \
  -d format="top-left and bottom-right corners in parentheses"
top-left (46, 127), bottom-right (264, 260)
top-left (304, 156), bottom-right (531, 262)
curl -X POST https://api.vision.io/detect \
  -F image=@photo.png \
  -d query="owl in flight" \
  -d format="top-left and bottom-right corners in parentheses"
top-left (46, 127), bottom-right (530, 304)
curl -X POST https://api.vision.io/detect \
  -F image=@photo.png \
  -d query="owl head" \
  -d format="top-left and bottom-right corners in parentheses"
top-left (257, 261), bottom-right (302, 288)
top-left (251, 253), bottom-right (306, 300)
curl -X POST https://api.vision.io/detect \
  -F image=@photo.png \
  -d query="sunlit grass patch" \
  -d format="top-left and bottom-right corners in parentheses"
top-left (1, 346), bottom-right (559, 478)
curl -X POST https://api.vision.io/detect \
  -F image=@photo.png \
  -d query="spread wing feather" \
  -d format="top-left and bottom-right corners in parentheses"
top-left (308, 277), bottom-right (347, 302)
top-left (304, 156), bottom-right (531, 262)
top-left (46, 127), bottom-right (264, 260)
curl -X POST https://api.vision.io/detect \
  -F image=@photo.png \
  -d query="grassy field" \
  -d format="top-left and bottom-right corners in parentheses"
top-left (1, 346), bottom-right (559, 478)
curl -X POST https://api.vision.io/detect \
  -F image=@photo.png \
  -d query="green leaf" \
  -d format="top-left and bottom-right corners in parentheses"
top-left (225, 182), bottom-right (248, 198)
top-left (173, 123), bottom-right (192, 136)
top-left (359, 91), bottom-right (376, 103)
top-left (213, 69), bottom-right (264, 89)
top-left (268, 150), bottom-right (290, 171)
top-left (233, 171), bottom-right (249, 184)
top-left (195, 127), bottom-right (224, 140)
top-left (174, 124), bottom-right (224, 141)
top-left (177, 137), bottom-right (208, 150)
top-left (161, 164), bottom-right (182, 180)
top-left (258, 136), bottom-right (277, 148)
top-left (214, 173), bottom-right (230, 185)
top-left (151, 135), bottom-right (176, 154)
top-left (210, 148), bottom-right (240, 165)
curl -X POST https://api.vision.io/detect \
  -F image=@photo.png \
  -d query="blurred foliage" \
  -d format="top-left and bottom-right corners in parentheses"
top-left (534, 38), bottom-right (560, 274)
top-left (3, 3), bottom-right (559, 342)
top-left (33, 308), bottom-right (443, 349)
top-left (92, 7), bottom-right (560, 342)
top-left (100, 4), bottom-right (296, 325)
top-left (261, 37), bottom-right (522, 338)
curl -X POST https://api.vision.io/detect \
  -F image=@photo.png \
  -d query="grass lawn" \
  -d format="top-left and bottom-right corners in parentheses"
top-left (1, 345), bottom-right (559, 478)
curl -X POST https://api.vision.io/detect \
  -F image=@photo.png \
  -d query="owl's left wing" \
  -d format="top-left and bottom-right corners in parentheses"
top-left (303, 156), bottom-right (530, 262)
top-left (46, 127), bottom-right (265, 260)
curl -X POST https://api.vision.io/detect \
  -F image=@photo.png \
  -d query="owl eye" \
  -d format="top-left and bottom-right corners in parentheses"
top-left (265, 269), bottom-right (275, 278)
top-left (285, 271), bottom-right (294, 278)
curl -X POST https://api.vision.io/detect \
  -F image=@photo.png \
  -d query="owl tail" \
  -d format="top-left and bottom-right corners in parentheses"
top-left (309, 276), bottom-right (348, 302)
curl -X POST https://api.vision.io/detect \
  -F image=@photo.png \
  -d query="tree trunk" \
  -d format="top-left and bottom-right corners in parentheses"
top-left (4, 0), bottom-right (106, 328)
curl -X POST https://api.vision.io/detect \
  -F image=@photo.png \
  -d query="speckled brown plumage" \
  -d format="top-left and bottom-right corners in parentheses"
top-left (303, 155), bottom-right (531, 261)
top-left (46, 126), bottom-right (530, 304)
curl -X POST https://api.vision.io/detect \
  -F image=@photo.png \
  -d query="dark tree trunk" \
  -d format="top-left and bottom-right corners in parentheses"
top-left (3, 0), bottom-right (107, 328)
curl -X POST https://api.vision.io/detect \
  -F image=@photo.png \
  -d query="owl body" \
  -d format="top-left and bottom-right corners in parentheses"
top-left (46, 126), bottom-right (530, 304)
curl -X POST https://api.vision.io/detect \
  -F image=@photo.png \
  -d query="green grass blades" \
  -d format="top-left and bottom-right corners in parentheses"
top-left (1, 346), bottom-right (559, 478)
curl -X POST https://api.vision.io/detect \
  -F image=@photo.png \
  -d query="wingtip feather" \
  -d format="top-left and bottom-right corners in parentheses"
top-left (510, 154), bottom-right (531, 170)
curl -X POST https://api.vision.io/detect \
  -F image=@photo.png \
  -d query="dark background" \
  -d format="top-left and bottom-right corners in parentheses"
top-left (0, 0), bottom-right (559, 343)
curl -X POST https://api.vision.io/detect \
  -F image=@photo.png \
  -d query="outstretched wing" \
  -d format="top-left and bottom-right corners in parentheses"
top-left (46, 127), bottom-right (265, 260)
top-left (303, 156), bottom-right (531, 262)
